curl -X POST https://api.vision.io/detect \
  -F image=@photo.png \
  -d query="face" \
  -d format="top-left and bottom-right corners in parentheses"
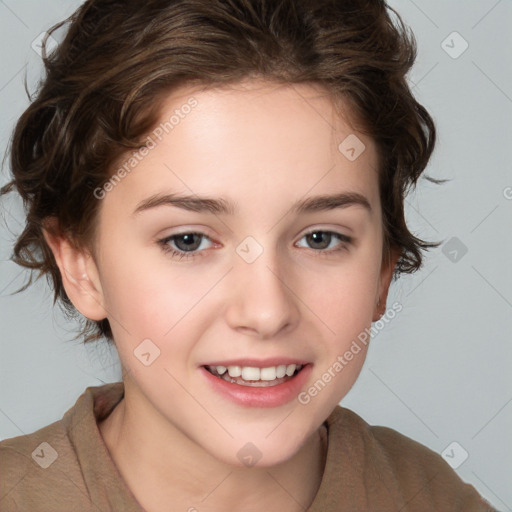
top-left (66, 80), bottom-right (395, 467)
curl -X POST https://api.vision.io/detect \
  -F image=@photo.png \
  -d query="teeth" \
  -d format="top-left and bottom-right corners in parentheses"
top-left (227, 366), bottom-right (242, 378)
top-left (210, 363), bottom-right (303, 382)
top-left (260, 367), bottom-right (276, 381)
top-left (241, 367), bottom-right (260, 380)
top-left (286, 364), bottom-right (297, 376)
top-left (216, 365), bottom-right (227, 375)
top-left (276, 365), bottom-right (287, 378)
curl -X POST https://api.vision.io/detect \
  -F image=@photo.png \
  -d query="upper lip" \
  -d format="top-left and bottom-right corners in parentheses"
top-left (201, 358), bottom-right (310, 368)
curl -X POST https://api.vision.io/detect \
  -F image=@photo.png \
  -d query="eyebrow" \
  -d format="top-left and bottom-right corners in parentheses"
top-left (133, 191), bottom-right (371, 216)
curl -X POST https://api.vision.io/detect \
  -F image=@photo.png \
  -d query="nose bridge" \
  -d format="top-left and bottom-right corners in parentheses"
top-left (224, 237), bottom-right (300, 338)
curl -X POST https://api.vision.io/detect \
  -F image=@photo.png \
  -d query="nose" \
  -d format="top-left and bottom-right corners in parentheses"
top-left (224, 247), bottom-right (300, 339)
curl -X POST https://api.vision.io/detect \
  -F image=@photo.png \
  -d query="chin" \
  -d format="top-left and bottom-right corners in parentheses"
top-left (205, 433), bottom-right (309, 470)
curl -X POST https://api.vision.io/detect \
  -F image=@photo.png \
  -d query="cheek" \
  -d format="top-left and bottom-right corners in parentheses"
top-left (97, 241), bottom-right (222, 354)
top-left (299, 263), bottom-right (378, 410)
top-left (97, 244), bottom-right (184, 339)
top-left (302, 252), bottom-right (381, 335)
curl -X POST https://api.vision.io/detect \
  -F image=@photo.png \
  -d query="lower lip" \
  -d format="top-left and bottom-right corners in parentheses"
top-left (200, 364), bottom-right (312, 408)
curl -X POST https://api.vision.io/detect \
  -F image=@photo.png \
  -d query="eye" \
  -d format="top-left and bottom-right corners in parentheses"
top-left (296, 230), bottom-right (352, 255)
top-left (157, 232), bottom-right (214, 260)
top-left (157, 229), bottom-right (352, 261)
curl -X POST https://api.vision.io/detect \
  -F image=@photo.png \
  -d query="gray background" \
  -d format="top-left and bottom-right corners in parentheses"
top-left (0, 1), bottom-right (510, 509)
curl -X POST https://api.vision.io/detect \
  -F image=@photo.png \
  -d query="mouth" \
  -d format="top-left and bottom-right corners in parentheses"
top-left (203, 363), bottom-right (306, 388)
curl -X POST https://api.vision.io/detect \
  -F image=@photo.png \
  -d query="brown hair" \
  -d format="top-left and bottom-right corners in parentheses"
top-left (1, 0), bottom-right (437, 343)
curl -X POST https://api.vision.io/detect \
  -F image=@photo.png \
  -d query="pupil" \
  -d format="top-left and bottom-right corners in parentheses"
top-left (309, 231), bottom-right (330, 249)
top-left (176, 233), bottom-right (200, 251)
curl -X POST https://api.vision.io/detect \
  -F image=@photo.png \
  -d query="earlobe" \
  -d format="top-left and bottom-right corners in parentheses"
top-left (372, 247), bottom-right (401, 322)
top-left (43, 224), bottom-right (107, 322)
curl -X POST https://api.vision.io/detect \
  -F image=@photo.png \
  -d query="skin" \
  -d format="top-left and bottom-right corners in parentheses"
top-left (45, 80), bottom-right (399, 512)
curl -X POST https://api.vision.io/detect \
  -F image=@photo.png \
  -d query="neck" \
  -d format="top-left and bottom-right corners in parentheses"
top-left (99, 393), bottom-right (328, 512)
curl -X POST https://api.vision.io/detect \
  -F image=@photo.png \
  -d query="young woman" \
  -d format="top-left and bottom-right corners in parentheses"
top-left (0, 1), bottom-right (498, 510)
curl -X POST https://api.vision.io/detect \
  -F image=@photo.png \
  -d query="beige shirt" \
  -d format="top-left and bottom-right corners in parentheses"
top-left (0, 382), bottom-right (497, 511)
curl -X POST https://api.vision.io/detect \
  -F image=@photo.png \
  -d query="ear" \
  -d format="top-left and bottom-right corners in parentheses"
top-left (372, 246), bottom-right (401, 322)
top-left (43, 221), bottom-right (107, 321)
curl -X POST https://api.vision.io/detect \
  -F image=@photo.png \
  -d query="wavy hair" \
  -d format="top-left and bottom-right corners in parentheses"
top-left (1, 0), bottom-right (438, 343)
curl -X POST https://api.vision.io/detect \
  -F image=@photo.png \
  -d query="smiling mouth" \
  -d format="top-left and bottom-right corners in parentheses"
top-left (204, 364), bottom-right (305, 387)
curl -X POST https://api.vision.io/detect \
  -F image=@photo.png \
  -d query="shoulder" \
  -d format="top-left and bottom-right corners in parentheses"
top-left (0, 419), bottom-right (88, 511)
top-left (326, 406), bottom-right (497, 511)
top-left (0, 383), bottom-right (122, 512)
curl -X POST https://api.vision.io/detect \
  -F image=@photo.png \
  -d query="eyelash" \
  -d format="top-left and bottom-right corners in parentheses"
top-left (157, 230), bottom-right (352, 261)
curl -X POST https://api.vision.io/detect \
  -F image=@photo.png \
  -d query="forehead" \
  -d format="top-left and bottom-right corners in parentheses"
top-left (102, 80), bottom-right (380, 219)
